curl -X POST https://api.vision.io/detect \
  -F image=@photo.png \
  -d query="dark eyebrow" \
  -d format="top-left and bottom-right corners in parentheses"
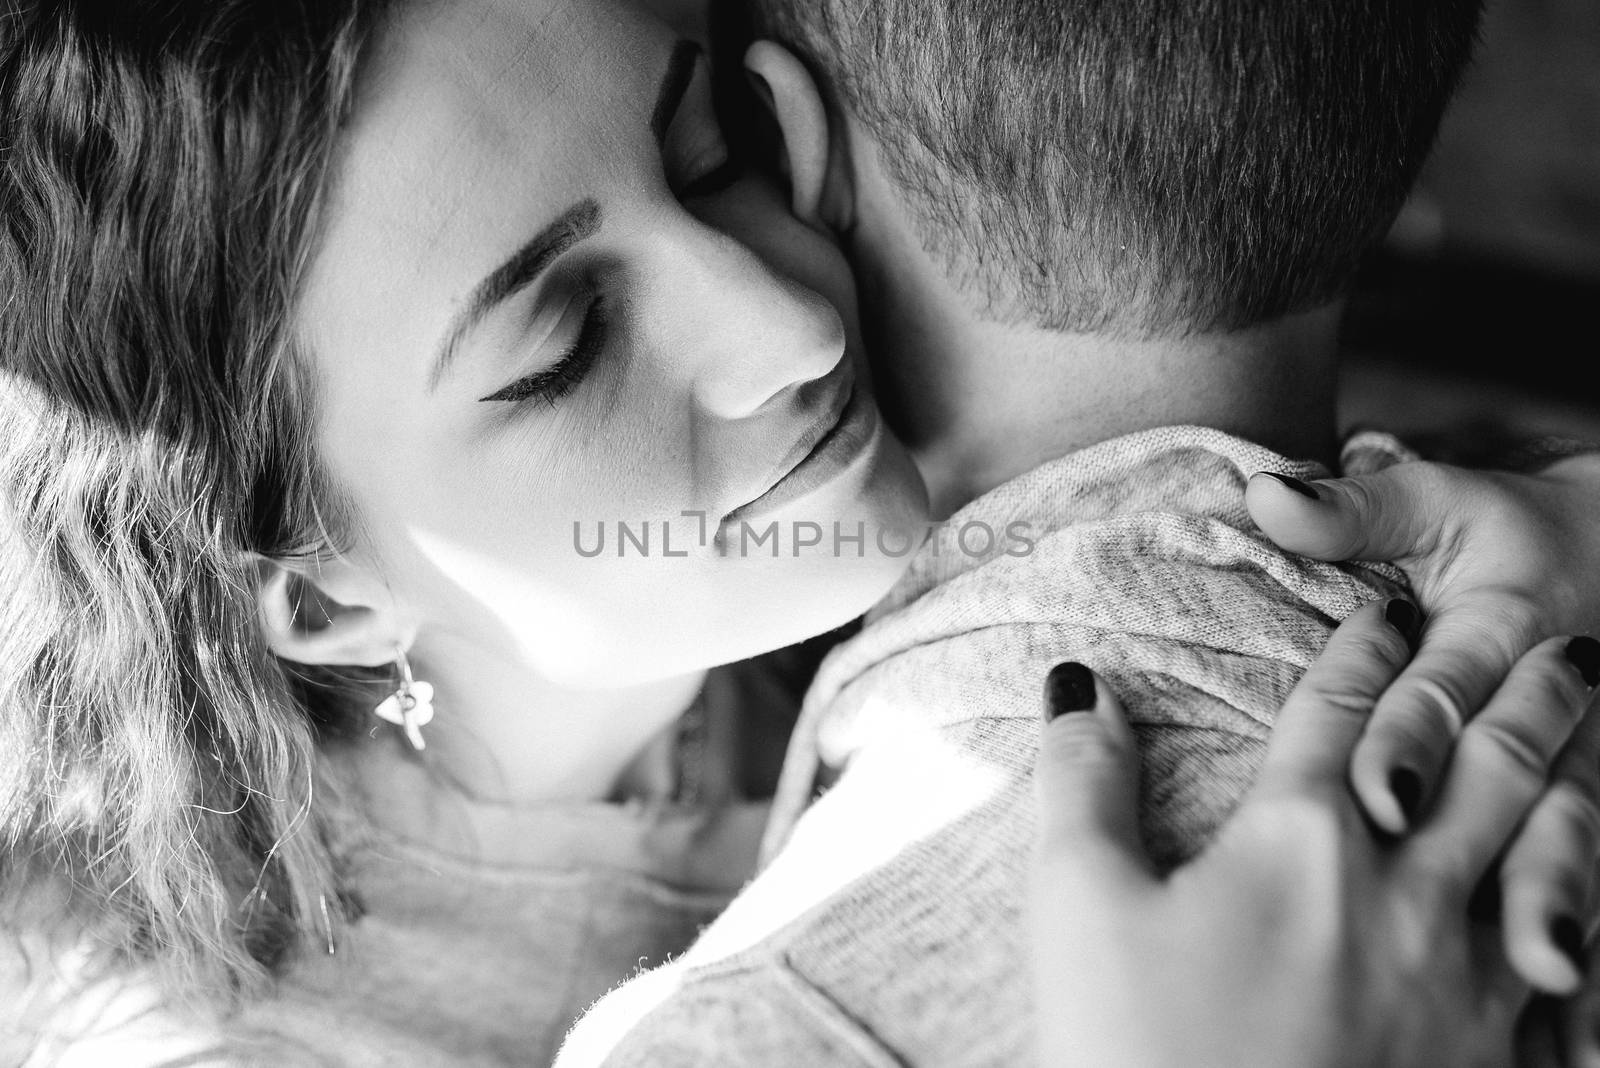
top-left (430, 198), bottom-right (602, 390)
top-left (651, 39), bottom-right (700, 149)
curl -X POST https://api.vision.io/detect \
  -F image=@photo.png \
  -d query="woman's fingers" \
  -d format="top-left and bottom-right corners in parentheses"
top-left (1246, 465), bottom-right (1539, 834)
top-left (1408, 636), bottom-right (1600, 895)
top-left (1033, 662), bottom-right (1154, 891)
top-left (1350, 597), bottom-right (1532, 834)
top-left (1500, 698), bottom-right (1600, 995)
top-left (1244, 465), bottom-right (1447, 566)
top-left (1250, 598), bottom-right (1415, 801)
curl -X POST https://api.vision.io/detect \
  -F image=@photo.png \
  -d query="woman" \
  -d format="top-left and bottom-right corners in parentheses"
top-left (1, 0), bottom-right (1597, 1065)
top-left (1, 0), bottom-right (933, 1060)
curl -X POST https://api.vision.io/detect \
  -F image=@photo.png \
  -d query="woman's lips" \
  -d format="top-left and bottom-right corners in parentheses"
top-left (753, 366), bottom-right (855, 495)
top-left (721, 376), bottom-right (880, 528)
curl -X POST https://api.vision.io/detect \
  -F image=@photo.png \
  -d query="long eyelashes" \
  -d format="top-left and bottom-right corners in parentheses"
top-left (478, 297), bottom-right (609, 405)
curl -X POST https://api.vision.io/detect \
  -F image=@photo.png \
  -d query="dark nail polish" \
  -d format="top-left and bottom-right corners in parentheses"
top-left (1384, 599), bottom-right (1423, 651)
top-left (1259, 471), bottom-right (1321, 500)
top-left (1566, 636), bottom-right (1600, 689)
top-left (1554, 915), bottom-right (1588, 974)
top-left (1390, 766), bottom-right (1423, 824)
top-left (1045, 662), bottom-right (1096, 721)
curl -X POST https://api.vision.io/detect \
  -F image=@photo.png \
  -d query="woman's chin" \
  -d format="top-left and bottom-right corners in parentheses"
top-left (520, 438), bottom-right (930, 690)
top-left (537, 529), bottom-right (920, 691)
top-left (717, 442), bottom-right (928, 632)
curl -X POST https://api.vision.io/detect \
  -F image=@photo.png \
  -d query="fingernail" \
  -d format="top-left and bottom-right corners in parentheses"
top-left (1554, 915), bottom-right (1588, 974)
top-left (1258, 471), bottom-right (1321, 500)
top-left (1384, 598), bottom-right (1423, 651)
top-left (1045, 662), bottom-right (1096, 721)
top-left (1566, 636), bottom-right (1600, 689)
top-left (1390, 766), bottom-right (1423, 825)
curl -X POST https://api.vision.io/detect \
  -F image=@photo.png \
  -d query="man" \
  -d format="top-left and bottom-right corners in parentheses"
top-left (563, 0), bottom-right (1600, 1061)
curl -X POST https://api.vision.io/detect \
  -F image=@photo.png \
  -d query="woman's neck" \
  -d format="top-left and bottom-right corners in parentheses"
top-left (372, 626), bottom-right (708, 807)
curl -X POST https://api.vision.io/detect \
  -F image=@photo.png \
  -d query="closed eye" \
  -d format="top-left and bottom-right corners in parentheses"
top-left (478, 295), bottom-right (608, 405)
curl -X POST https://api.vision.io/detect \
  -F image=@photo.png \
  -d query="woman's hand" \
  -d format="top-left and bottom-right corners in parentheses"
top-left (1247, 452), bottom-right (1600, 827)
top-left (1247, 453), bottom-right (1600, 994)
top-left (1029, 600), bottom-right (1600, 1068)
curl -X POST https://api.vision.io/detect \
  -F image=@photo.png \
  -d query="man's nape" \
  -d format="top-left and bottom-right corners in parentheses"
top-left (742, 0), bottom-right (1481, 513)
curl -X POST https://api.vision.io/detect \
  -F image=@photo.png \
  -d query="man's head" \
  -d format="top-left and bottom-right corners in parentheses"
top-left (749, 0), bottom-right (1483, 336)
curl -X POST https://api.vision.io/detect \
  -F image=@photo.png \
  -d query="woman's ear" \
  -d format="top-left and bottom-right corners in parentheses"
top-left (744, 40), bottom-right (854, 233)
top-left (253, 557), bottom-right (408, 669)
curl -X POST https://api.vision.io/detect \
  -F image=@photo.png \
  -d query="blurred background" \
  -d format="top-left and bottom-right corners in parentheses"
top-left (1340, 0), bottom-right (1600, 453)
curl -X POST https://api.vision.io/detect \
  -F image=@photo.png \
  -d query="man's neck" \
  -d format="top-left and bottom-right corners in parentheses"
top-left (850, 189), bottom-right (1341, 517)
top-left (886, 306), bottom-right (1342, 519)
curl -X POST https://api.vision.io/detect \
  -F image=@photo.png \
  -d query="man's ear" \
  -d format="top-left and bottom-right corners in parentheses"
top-left (253, 556), bottom-right (409, 669)
top-left (744, 40), bottom-right (854, 233)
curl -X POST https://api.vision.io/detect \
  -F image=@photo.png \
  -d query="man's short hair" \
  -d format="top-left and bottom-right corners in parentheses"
top-left (754, 0), bottom-right (1482, 335)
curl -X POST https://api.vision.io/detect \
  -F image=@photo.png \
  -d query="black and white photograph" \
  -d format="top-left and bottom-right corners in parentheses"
top-left (3, 0), bottom-right (1600, 1064)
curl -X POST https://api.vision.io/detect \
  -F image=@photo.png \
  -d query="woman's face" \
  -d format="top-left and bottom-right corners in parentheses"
top-left (296, 0), bottom-right (927, 687)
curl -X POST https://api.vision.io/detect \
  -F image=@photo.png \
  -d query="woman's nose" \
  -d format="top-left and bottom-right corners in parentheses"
top-left (660, 229), bottom-right (846, 420)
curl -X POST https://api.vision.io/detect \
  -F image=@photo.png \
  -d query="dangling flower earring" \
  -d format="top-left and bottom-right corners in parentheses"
top-left (373, 644), bottom-right (434, 751)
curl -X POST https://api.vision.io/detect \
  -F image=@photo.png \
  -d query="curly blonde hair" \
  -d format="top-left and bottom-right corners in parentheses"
top-left (1, 0), bottom-right (388, 1010)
